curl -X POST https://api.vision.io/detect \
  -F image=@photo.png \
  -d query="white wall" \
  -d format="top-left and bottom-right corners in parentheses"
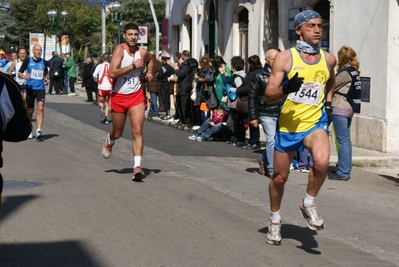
top-left (333, 0), bottom-right (395, 151)
top-left (386, 0), bottom-right (399, 152)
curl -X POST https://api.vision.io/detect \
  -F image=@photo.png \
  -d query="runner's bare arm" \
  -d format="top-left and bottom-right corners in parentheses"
top-left (142, 49), bottom-right (154, 82)
top-left (265, 51), bottom-right (291, 103)
top-left (324, 52), bottom-right (337, 103)
top-left (7, 61), bottom-right (16, 76)
top-left (109, 46), bottom-right (135, 79)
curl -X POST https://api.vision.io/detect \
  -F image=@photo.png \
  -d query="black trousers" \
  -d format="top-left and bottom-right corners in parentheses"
top-left (49, 77), bottom-right (54, 93)
top-left (69, 77), bottom-right (76, 93)
top-left (177, 95), bottom-right (191, 125)
top-left (53, 77), bottom-right (62, 94)
top-left (85, 86), bottom-right (93, 101)
top-left (160, 86), bottom-right (170, 115)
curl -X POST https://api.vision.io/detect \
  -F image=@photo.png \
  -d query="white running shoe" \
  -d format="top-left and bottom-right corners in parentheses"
top-left (27, 133), bottom-right (33, 139)
top-left (36, 130), bottom-right (44, 141)
top-left (188, 135), bottom-right (196, 141)
top-left (299, 201), bottom-right (324, 230)
top-left (265, 220), bottom-right (282, 245)
top-left (102, 135), bottom-right (114, 159)
top-left (132, 166), bottom-right (146, 181)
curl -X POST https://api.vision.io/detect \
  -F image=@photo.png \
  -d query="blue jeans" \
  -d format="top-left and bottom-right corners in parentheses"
top-left (258, 116), bottom-right (277, 174)
top-left (298, 148), bottom-right (313, 167)
top-left (195, 118), bottom-right (222, 140)
top-left (63, 75), bottom-right (68, 94)
top-left (333, 115), bottom-right (352, 178)
top-left (150, 92), bottom-right (159, 115)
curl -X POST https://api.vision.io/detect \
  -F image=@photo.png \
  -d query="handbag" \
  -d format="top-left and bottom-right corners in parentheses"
top-left (227, 98), bottom-right (238, 109)
top-left (228, 95), bottom-right (248, 113)
top-left (236, 96), bottom-right (248, 113)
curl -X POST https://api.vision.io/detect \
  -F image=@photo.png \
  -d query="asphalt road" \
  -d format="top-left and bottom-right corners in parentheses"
top-left (0, 93), bottom-right (398, 267)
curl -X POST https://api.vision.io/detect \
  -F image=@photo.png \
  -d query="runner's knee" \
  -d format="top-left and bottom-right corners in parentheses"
top-left (273, 174), bottom-right (287, 186)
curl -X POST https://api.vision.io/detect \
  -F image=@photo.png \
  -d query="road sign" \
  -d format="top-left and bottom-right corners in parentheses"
top-left (137, 26), bottom-right (148, 44)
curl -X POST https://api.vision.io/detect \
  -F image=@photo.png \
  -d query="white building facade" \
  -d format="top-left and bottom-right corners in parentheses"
top-left (163, 0), bottom-right (399, 153)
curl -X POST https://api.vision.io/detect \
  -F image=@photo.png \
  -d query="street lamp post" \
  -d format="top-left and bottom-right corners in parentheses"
top-left (108, 2), bottom-right (121, 47)
top-left (47, 9), bottom-right (68, 53)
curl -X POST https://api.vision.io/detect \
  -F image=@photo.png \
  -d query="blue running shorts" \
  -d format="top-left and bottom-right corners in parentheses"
top-left (274, 122), bottom-right (328, 152)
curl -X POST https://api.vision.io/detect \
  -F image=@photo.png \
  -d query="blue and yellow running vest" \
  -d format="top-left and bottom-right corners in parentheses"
top-left (279, 48), bottom-right (330, 133)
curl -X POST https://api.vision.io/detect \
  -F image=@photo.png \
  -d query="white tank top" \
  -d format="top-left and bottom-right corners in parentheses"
top-left (112, 45), bottom-right (142, 94)
top-left (15, 59), bottom-right (26, 85)
top-left (93, 62), bottom-right (113, 90)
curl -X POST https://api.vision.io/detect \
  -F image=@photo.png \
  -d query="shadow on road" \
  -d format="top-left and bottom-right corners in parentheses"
top-left (379, 174), bottom-right (399, 186)
top-left (105, 168), bottom-right (161, 177)
top-left (43, 134), bottom-right (59, 141)
top-left (258, 224), bottom-right (320, 254)
top-left (0, 240), bottom-right (103, 267)
top-left (245, 167), bottom-right (261, 175)
top-left (0, 194), bottom-right (40, 222)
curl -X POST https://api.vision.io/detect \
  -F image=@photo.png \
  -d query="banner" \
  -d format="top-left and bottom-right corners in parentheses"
top-left (162, 19), bottom-right (169, 50)
top-left (29, 33), bottom-right (70, 60)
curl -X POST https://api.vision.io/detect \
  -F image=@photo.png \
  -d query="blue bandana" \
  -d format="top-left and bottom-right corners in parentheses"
top-left (296, 40), bottom-right (320, 54)
top-left (294, 10), bottom-right (322, 28)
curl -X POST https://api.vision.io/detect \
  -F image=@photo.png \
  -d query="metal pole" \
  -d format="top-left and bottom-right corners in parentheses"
top-left (43, 32), bottom-right (47, 60)
top-left (117, 14), bottom-right (121, 45)
top-left (101, 4), bottom-right (106, 54)
top-left (55, 19), bottom-right (58, 53)
top-left (148, 0), bottom-right (159, 56)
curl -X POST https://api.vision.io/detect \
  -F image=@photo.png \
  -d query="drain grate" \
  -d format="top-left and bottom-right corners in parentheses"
top-left (3, 181), bottom-right (44, 190)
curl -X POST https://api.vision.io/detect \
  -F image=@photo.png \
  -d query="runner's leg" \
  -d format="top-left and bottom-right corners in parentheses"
top-left (269, 150), bottom-right (296, 212)
top-left (303, 129), bottom-right (330, 197)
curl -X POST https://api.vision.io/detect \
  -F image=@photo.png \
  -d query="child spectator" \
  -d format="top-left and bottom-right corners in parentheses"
top-left (188, 106), bottom-right (232, 142)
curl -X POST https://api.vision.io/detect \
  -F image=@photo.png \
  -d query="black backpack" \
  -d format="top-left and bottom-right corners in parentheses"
top-left (336, 66), bottom-right (361, 113)
top-left (0, 72), bottom-right (32, 142)
top-left (187, 58), bottom-right (199, 73)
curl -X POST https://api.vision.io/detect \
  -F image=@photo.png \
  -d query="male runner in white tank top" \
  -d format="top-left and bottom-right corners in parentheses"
top-left (93, 53), bottom-right (113, 124)
top-left (101, 22), bottom-right (154, 181)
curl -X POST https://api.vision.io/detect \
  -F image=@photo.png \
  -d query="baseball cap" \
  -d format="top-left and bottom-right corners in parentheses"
top-left (161, 52), bottom-right (170, 59)
top-left (0, 49), bottom-right (4, 55)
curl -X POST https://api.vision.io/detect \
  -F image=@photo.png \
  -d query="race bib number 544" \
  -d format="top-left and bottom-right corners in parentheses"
top-left (287, 82), bottom-right (322, 106)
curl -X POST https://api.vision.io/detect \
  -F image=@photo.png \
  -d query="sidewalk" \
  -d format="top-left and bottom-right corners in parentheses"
top-left (74, 84), bottom-right (399, 168)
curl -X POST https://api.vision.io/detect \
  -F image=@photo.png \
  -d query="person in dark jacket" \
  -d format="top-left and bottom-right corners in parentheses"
top-left (174, 50), bottom-right (197, 127)
top-left (223, 56), bottom-right (246, 147)
top-left (46, 51), bottom-right (55, 94)
top-left (82, 56), bottom-right (94, 102)
top-left (248, 47), bottom-right (281, 177)
top-left (49, 52), bottom-right (64, 95)
top-left (157, 52), bottom-right (175, 120)
top-left (238, 55), bottom-right (263, 149)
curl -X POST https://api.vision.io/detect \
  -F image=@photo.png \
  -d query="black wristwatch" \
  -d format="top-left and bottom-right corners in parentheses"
top-left (132, 63), bottom-right (136, 70)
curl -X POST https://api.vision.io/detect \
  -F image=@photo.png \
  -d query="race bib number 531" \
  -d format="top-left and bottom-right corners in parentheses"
top-left (287, 82), bottom-right (322, 106)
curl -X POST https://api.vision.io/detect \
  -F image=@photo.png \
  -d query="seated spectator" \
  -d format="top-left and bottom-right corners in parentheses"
top-left (188, 106), bottom-right (232, 142)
